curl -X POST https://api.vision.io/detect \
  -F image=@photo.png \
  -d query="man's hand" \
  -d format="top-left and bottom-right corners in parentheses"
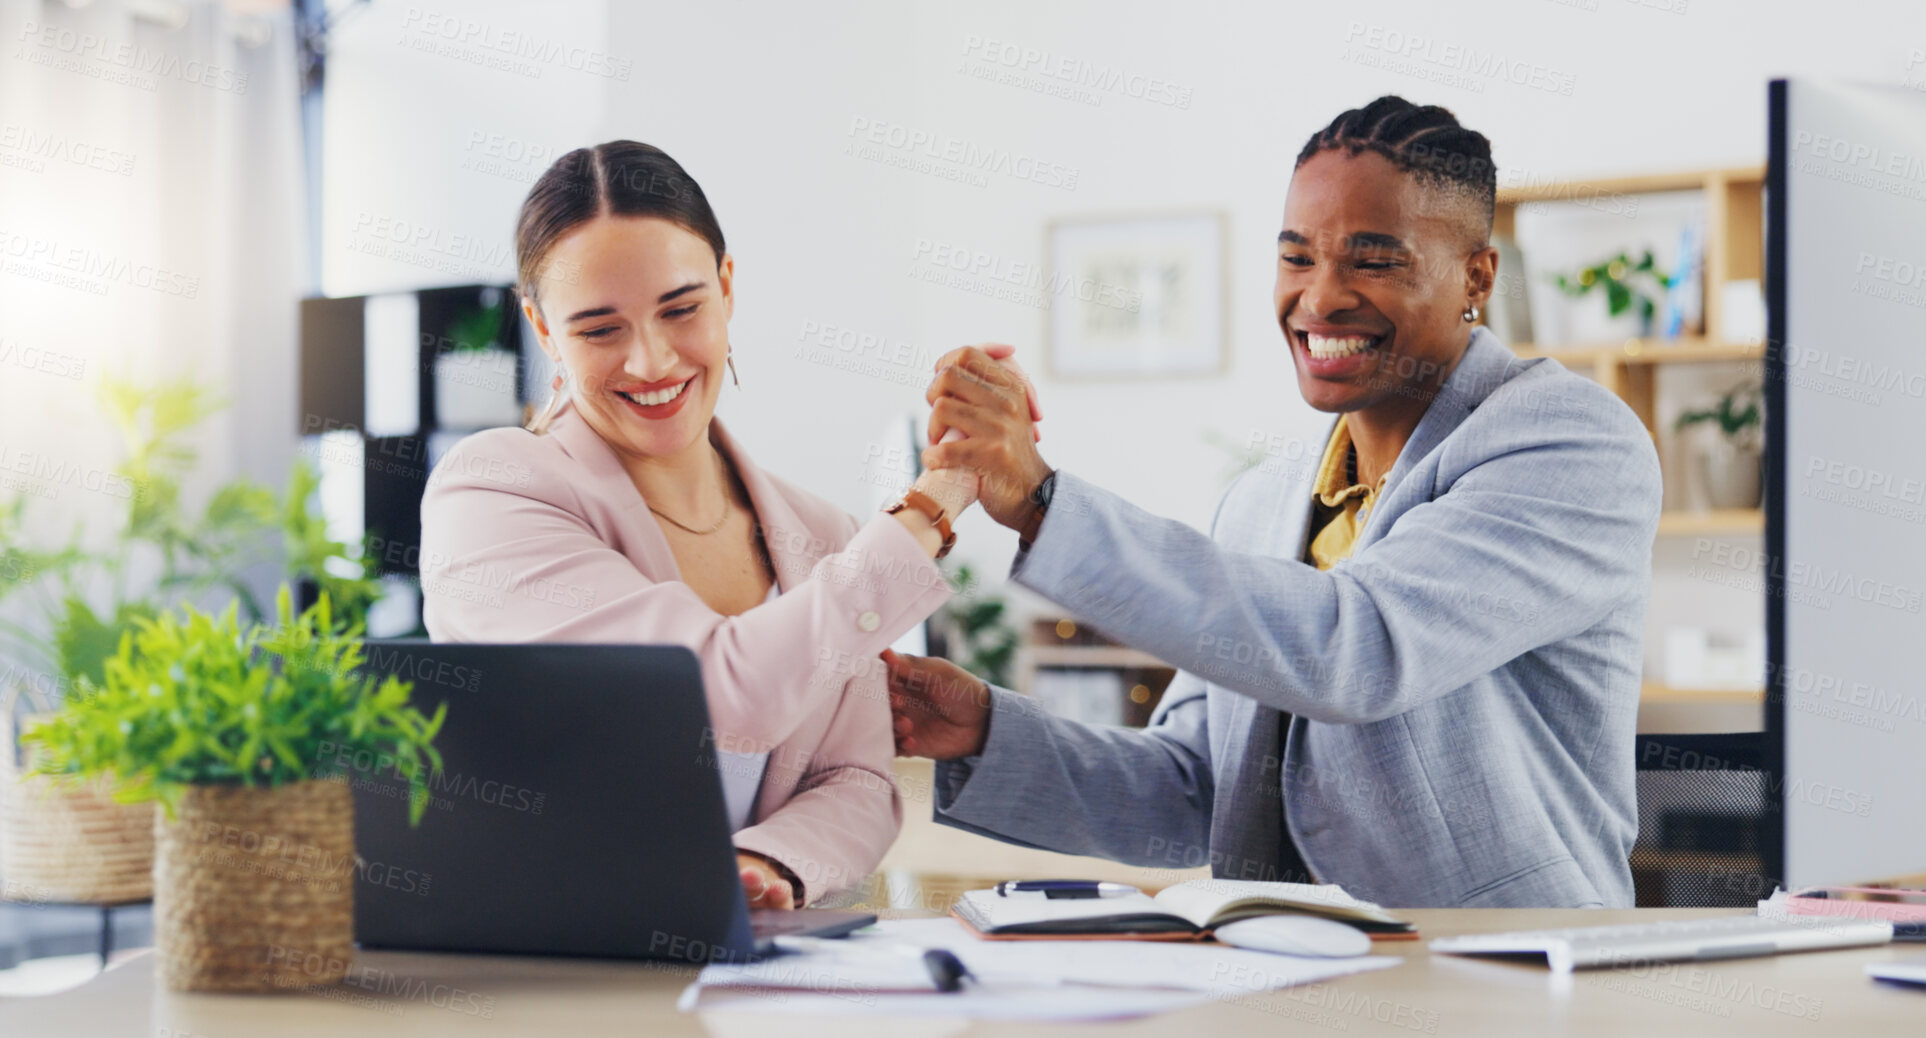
top-left (737, 852), bottom-right (796, 910)
top-left (924, 346), bottom-right (1051, 530)
top-left (884, 648), bottom-right (994, 760)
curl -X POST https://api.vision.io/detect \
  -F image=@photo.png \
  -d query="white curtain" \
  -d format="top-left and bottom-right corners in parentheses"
top-left (0, 0), bottom-right (300, 973)
top-left (0, 0), bottom-right (303, 529)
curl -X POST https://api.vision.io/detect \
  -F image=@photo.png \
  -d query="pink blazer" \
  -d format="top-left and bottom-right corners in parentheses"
top-left (417, 406), bottom-right (952, 903)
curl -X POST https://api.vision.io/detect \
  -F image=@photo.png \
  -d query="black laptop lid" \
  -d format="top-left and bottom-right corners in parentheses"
top-left (348, 641), bottom-right (753, 963)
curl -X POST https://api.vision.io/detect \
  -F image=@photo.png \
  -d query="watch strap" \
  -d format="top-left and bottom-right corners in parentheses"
top-left (1018, 470), bottom-right (1057, 545)
top-left (888, 487), bottom-right (955, 559)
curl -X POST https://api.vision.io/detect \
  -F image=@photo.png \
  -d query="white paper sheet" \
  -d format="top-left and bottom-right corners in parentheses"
top-left (679, 982), bottom-right (1217, 1021)
top-left (683, 917), bottom-right (1403, 1021)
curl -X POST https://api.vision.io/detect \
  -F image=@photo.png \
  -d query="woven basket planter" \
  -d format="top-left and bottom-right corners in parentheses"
top-left (154, 777), bottom-right (356, 992)
top-left (0, 701), bottom-right (155, 905)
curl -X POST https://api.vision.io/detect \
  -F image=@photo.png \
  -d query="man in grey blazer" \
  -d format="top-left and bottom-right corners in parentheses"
top-left (888, 96), bottom-right (1662, 908)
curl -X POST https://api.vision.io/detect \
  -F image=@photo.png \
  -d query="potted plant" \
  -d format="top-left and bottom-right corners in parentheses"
top-left (21, 587), bottom-right (445, 992)
top-left (0, 376), bottom-right (383, 906)
top-left (935, 564), bottom-right (1018, 689)
top-left (1676, 380), bottom-right (1765, 510)
top-left (432, 287), bottom-right (524, 429)
top-left (1552, 250), bottom-right (1675, 341)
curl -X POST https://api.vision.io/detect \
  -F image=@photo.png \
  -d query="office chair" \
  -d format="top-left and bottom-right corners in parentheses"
top-left (1630, 732), bottom-right (1772, 908)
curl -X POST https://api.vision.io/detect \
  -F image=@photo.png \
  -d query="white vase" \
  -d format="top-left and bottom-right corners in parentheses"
top-left (1698, 440), bottom-right (1763, 510)
top-left (1562, 292), bottom-right (1648, 346)
top-left (433, 348), bottom-right (523, 429)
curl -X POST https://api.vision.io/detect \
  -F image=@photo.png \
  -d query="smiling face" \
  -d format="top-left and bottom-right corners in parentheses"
top-left (1274, 149), bottom-right (1496, 416)
top-left (524, 215), bottom-right (733, 461)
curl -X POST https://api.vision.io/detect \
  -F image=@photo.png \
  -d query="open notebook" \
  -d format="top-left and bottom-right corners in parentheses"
top-left (952, 879), bottom-right (1417, 941)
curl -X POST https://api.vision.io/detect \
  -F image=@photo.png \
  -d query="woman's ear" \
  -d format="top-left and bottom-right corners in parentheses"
top-left (717, 253), bottom-right (735, 323)
top-left (522, 295), bottom-right (559, 363)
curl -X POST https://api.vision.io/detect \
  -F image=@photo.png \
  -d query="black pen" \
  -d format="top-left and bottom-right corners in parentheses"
top-left (768, 936), bottom-right (975, 993)
top-left (994, 880), bottom-right (1141, 899)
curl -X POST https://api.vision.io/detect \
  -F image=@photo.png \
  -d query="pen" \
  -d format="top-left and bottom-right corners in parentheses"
top-left (994, 880), bottom-right (1141, 899)
top-left (767, 936), bottom-right (974, 993)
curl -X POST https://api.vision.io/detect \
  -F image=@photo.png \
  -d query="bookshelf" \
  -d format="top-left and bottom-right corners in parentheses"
top-left (297, 283), bottom-right (531, 636)
top-left (1497, 167), bottom-right (1768, 714)
top-left (1497, 166), bottom-right (1768, 541)
top-left (1015, 620), bottom-right (1175, 728)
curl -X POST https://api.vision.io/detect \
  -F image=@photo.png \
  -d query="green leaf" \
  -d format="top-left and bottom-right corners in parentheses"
top-left (53, 597), bottom-right (157, 691)
top-left (22, 585), bottom-right (443, 827)
top-left (1604, 280), bottom-right (1632, 316)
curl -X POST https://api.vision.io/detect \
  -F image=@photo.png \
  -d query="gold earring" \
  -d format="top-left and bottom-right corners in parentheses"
top-left (531, 368), bottom-right (569, 431)
top-left (726, 347), bottom-right (741, 388)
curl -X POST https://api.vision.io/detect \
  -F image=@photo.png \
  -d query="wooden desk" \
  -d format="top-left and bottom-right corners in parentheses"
top-left (4, 910), bottom-right (1921, 1035)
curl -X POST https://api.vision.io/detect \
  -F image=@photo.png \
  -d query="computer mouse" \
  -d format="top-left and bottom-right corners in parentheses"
top-left (1214, 916), bottom-right (1373, 958)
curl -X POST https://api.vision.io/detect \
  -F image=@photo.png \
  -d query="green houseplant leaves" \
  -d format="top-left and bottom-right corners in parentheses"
top-left (1552, 250), bottom-right (1674, 331)
top-left (0, 374), bottom-right (384, 708)
top-left (22, 586), bottom-right (446, 825)
top-left (1675, 379), bottom-right (1764, 449)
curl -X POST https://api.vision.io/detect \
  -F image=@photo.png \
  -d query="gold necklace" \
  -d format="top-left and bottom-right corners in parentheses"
top-left (648, 452), bottom-right (731, 536)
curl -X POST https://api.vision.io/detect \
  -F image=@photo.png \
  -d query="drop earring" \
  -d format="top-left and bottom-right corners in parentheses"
top-left (531, 366), bottom-right (570, 431)
top-left (1462, 304), bottom-right (1481, 323)
top-left (726, 347), bottom-right (741, 388)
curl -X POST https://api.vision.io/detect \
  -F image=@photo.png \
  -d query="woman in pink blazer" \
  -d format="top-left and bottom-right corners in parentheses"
top-left (418, 141), bottom-right (990, 909)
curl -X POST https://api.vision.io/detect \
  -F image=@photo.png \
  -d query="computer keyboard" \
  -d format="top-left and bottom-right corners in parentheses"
top-left (1429, 914), bottom-right (1893, 972)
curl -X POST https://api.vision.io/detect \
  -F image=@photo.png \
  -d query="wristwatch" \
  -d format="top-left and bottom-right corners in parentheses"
top-left (1018, 470), bottom-right (1057, 546)
top-left (886, 487), bottom-right (956, 559)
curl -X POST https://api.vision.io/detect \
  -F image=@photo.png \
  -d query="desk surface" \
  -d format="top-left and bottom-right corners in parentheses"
top-left (4, 909), bottom-right (1921, 1036)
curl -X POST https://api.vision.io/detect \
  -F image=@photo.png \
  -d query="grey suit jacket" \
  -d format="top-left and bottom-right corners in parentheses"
top-left (934, 329), bottom-right (1662, 908)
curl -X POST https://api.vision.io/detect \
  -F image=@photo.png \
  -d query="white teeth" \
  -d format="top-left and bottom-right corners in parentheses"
top-left (618, 379), bottom-right (690, 407)
top-left (1304, 333), bottom-right (1378, 359)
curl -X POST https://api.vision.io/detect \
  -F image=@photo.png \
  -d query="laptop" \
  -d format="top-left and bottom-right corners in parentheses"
top-left (347, 641), bottom-right (875, 964)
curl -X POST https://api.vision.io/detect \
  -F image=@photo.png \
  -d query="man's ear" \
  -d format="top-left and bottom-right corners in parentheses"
top-left (1466, 244), bottom-right (1499, 314)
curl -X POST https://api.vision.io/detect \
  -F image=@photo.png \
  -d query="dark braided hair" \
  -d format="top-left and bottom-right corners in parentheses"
top-left (1296, 96), bottom-right (1496, 239)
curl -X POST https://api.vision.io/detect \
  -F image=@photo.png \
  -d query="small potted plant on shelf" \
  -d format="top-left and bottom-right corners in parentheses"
top-left (21, 587), bottom-right (445, 992)
top-left (1676, 380), bottom-right (1765, 510)
top-left (1551, 250), bottom-right (1676, 340)
top-left (432, 287), bottom-right (524, 429)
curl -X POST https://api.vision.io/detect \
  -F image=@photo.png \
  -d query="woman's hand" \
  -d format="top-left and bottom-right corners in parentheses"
top-left (737, 852), bottom-right (796, 910)
top-left (912, 439), bottom-right (980, 518)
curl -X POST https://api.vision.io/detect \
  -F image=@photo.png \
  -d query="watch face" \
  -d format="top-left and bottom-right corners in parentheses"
top-left (1034, 473), bottom-right (1056, 506)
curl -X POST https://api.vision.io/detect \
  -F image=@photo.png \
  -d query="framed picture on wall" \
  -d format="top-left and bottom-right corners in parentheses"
top-left (1044, 211), bottom-right (1227, 379)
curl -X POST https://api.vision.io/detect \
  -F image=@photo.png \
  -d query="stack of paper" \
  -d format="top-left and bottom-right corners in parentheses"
top-left (681, 918), bottom-right (1402, 1021)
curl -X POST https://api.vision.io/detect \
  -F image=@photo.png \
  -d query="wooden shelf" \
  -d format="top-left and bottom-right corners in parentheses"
top-left (1641, 682), bottom-right (1764, 705)
top-left (1023, 645), bottom-right (1171, 670)
top-left (1510, 337), bottom-right (1764, 367)
top-left (1496, 165), bottom-right (1764, 206)
top-left (1657, 509), bottom-right (1763, 537)
top-left (1631, 848), bottom-right (1763, 868)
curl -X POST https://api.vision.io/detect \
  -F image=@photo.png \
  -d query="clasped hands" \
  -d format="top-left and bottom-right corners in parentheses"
top-left (905, 344), bottom-right (1051, 525)
top-left (886, 345), bottom-right (1049, 763)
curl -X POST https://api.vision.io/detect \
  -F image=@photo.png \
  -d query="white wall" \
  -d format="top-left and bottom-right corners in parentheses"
top-left (321, 0), bottom-right (610, 295)
top-left (327, 0), bottom-right (1926, 671)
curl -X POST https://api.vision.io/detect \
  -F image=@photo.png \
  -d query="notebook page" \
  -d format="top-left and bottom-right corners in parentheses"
top-left (954, 889), bottom-right (1180, 931)
top-left (1153, 879), bottom-right (1386, 928)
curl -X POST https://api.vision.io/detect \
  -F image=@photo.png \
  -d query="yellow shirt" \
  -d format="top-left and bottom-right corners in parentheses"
top-left (1307, 416), bottom-right (1387, 571)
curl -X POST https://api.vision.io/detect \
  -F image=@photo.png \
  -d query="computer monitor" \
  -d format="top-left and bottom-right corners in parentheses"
top-left (1766, 78), bottom-right (1926, 888)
